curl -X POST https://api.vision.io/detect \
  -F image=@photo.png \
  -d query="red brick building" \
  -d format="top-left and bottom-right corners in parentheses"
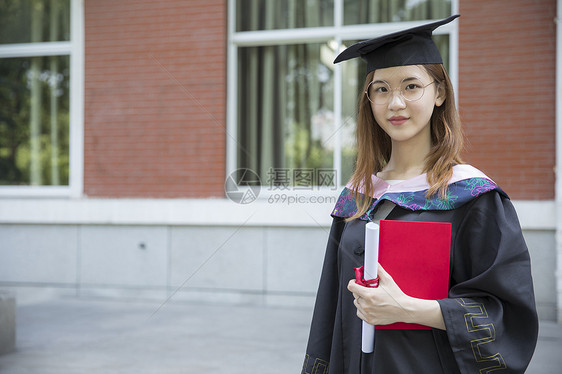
top-left (459, 0), bottom-right (556, 199)
top-left (79, 0), bottom-right (556, 200)
top-left (84, 0), bottom-right (227, 198)
top-left (0, 0), bottom-right (560, 322)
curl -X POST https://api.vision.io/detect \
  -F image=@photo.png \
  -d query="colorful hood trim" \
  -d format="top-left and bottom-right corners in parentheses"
top-left (331, 177), bottom-right (506, 221)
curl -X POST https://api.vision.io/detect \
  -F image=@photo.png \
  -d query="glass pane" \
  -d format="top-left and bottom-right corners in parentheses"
top-left (340, 54), bottom-right (361, 186)
top-left (237, 42), bottom-right (335, 188)
top-left (0, 0), bottom-right (70, 44)
top-left (340, 35), bottom-right (449, 184)
top-left (344, 0), bottom-right (451, 25)
top-left (0, 56), bottom-right (70, 186)
top-left (236, 0), bottom-right (334, 31)
top-left (433, 34), bottom-right (449, 73)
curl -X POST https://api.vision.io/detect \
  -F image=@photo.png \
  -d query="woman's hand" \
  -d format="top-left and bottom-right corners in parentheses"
top-left (348, 264), bottom-right (410, 325)
top-left (347, 264), bottom-right (446, 330)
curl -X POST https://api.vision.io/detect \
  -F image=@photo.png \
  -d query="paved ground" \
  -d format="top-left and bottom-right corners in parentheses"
top-left (0, 296), bottom-right (560, 373)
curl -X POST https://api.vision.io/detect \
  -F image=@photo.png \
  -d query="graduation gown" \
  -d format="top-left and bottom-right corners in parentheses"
top-left (302, 165), bottom-right (538, 374)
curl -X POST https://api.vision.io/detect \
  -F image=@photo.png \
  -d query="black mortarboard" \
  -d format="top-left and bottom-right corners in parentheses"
top-left (334, 15), bottom-right (460, 74)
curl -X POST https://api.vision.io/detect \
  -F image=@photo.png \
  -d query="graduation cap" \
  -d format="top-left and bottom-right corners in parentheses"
top-left (334, 15), bottom-right (460, 74)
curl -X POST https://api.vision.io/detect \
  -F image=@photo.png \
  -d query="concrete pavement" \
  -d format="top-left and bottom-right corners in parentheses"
top-left (0, 295), bottom-right (560, 373)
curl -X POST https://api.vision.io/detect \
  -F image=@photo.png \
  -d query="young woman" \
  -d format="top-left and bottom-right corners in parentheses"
top-left (302, 15), bottom-right (538, 374)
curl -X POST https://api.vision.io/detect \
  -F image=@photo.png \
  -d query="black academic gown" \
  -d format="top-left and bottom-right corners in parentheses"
top-left (302, 169), bottom-right (538, 374)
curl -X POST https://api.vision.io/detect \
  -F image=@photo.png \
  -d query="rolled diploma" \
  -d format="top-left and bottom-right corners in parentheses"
top-left (362, 222), bottom-right (380, 353)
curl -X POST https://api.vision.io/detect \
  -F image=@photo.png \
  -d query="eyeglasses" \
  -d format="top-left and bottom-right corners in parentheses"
top-left (365, 78), bottom-right (437, 105)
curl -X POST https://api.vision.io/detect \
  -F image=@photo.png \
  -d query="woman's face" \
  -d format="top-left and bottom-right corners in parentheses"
top-left (368, 65), bottom-right (445, 145)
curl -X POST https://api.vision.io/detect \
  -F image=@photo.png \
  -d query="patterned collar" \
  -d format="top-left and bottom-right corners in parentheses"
top-left (332, 165), bottom-right (506, 221)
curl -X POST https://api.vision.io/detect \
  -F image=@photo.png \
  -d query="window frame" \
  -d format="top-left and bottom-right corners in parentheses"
top-left (227, 0), bottom-right (459, 196)
top-left (0, 0), bottom-right (84, 198)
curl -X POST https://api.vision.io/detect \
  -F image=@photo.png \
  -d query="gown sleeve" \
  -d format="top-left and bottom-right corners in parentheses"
top-left (302, 217), bottom-right (345, 374)
top-left (437, 191), bottom-right (539, 373)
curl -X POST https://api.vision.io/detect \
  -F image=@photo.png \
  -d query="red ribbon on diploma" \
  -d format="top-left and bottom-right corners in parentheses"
top-left (354, 266), bottom-right (379, 288)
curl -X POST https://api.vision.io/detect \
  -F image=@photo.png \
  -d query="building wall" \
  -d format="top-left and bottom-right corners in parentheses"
top-left (0, 220), bottom-right (556, 320)
top-left (459, 0), bottom-right (556, 199)
top-left (79, 0), bottom-right (560, 200)
top-left (84, 0), bottom-right (227, 198)
top-left (0, 222), bottom-right (327, 307)
top-left (80, 0), bottom-right (557, 200)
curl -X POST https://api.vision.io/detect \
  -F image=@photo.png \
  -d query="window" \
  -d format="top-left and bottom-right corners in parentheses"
top-left (0, 0), bottom-right (82, 195)
top-left (228, 0), bottom-right (456, 190)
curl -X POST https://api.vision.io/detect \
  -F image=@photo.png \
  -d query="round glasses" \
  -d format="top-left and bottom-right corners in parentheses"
top-left (365, 79), bottom-right (436, 105)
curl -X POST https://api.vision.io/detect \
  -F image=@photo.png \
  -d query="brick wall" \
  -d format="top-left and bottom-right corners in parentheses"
top-left (83, 0), bottom-right (556, 200)
top-left (459, 0), bottom-right (556, 199)
top-left (84, 0), bottom-right (226, 198)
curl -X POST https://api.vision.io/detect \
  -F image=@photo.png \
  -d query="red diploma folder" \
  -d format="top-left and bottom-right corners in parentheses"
top-left (375, 220), bottom-right (451, 330)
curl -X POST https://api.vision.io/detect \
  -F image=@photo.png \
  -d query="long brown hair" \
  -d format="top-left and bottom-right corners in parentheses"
top-left (348, 64), bottom-right (464, 220)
